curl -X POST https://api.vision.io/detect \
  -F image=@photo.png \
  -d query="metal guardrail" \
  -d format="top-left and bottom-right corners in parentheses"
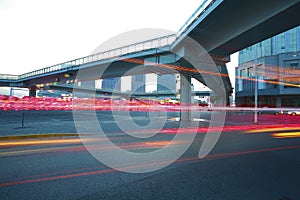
top-left (1, 0), bottom-right (216, 81)
top-left (0, 74), bottom-right (19, 80)
top-left (176, 0), bottom-right (215, 37)
top-left (17, 34), bottom-right (177, 80)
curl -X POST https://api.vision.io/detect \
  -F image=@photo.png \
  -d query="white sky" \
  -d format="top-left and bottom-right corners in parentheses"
top-left (0, 0), bottom-right (237, 94)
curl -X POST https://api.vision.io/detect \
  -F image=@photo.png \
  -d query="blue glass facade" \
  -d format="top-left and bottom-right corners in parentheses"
top-left (236, 26), bottom-right (300, 107)
top-left (132, 75), bottom-right (145, 93)
top-left (157, 74), bottom-right (176, 93)
top-left (102, 77), bottom-right (121, 91)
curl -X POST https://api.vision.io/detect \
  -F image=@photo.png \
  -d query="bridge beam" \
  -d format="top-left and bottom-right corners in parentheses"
top-left (180, 73), bottom-right (192, 121)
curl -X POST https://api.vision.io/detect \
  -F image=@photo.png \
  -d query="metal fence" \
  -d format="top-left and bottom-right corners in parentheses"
top-left (0, 74), bottom-right (19, 80)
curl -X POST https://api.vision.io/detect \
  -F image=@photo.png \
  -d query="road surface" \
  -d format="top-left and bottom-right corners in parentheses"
top-left (0, 110), bottom-right (300, 199)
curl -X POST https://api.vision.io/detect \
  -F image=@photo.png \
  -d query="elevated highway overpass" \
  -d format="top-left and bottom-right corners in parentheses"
top-left (1, 0), bottom-right (300, 106)
top-left (40, 83), bottom-right (212, 98)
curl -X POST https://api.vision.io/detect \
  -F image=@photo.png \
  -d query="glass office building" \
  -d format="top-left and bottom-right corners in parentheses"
top-left (102, 77), bottom-right (121, 91)
top-left (236, 26), bottom-right (300, 107)
top-left (132, 75), bottom-right (145, 93)
top-left (157, 74), bottom-right (176, 93)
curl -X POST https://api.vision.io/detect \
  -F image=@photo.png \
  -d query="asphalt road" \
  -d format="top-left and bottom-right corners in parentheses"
top-left (0, 110), bottom-right (300, 200)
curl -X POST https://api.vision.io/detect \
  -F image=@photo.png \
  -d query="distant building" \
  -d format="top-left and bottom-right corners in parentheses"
top-left (102, 77), bottom-right (121, 91)
top-left (37, 90), bottom-right (70, 98)
top-left (236, 26), bottom-right (300, 107)
top-left (74, 80), bottom-right (96, 98)
top-left (76, 80), bottom-right (95, 89)
top-left (132, 75), bottom-right (145, 93)
top-left (157, 74), bottom-right (176, 93)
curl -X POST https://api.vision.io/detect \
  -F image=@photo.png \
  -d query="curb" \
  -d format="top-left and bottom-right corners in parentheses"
top-left (0, 133), bottom-right (79, 141)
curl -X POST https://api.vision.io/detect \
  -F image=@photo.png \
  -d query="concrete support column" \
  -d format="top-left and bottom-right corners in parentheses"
top-left (180, 74), bottom-right (192, 121)
top-left (225, 93), bottom-right (230, 107)
top-left (214, 57), bottom-right (232, 107)
top-left (9, 88), bottom-right (14, 96)
top-left (29, 87), bottom-right (37, 97)
top-left (276, 97), bottom-right (282, 108)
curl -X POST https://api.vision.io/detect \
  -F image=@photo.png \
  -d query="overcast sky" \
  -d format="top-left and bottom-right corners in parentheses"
top-left (0, 0), bottom-right (237, 94)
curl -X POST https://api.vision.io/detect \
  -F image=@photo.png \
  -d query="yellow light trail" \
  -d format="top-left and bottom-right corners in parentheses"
top-left (0, 137), bottom-right (98, 147)
top-left (245, 127), bottom-right (300, 134)
top-left (1, 145), bottom-right (300, 187)
top-left (272, 132), bottom-right (300, 139)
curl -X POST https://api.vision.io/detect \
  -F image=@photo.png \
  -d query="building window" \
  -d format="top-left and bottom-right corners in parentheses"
top-left (290, 62), bottom-right (299, 68)
top-left (283, 77), bottom-right (300, 88)
top-left (278, 33), bottom-right (286, 53)
top-left (289, 28), bottom-right (297, 52)
top-left (284, 60), bottom-right (299, 69)
top-left (241, 69), bottom-right (247, 77)
top-left (265, 80), bottom-right (278, 89)
top-left (248, 67), bottom-right (254, 77)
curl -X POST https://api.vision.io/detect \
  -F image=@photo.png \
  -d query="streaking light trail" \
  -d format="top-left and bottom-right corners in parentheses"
top-left (1, 145), bottom-right (299, 187)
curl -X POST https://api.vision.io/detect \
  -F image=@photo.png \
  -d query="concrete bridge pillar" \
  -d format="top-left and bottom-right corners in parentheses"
top-left (214, 56), bottom-right (232, 106)
top-left (29, 87), bottom-right (37, 97)
top-left (180, 73), bottom-right (192, 121)
top-left (276, 97), bottom-right (282, 108)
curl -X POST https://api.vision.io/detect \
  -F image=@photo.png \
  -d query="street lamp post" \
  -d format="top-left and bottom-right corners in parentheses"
top-left (254, 42), bottom-right (264, 124)
top-left (254, 44), bottom-right (261, 124)
top-left (254, 65), bottom-right (258, 124)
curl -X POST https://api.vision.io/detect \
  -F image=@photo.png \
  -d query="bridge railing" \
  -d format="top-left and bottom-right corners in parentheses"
top-left (83, 34), bottom-right (177, 63)
top-left (4, 0), bottom-right (217, 81)
top-left (0, 74), bottom-right (19, 80)
top-left (176, 0), bottom-right (215, 37)
top-left (17, 34), bottom-right (176, 80)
